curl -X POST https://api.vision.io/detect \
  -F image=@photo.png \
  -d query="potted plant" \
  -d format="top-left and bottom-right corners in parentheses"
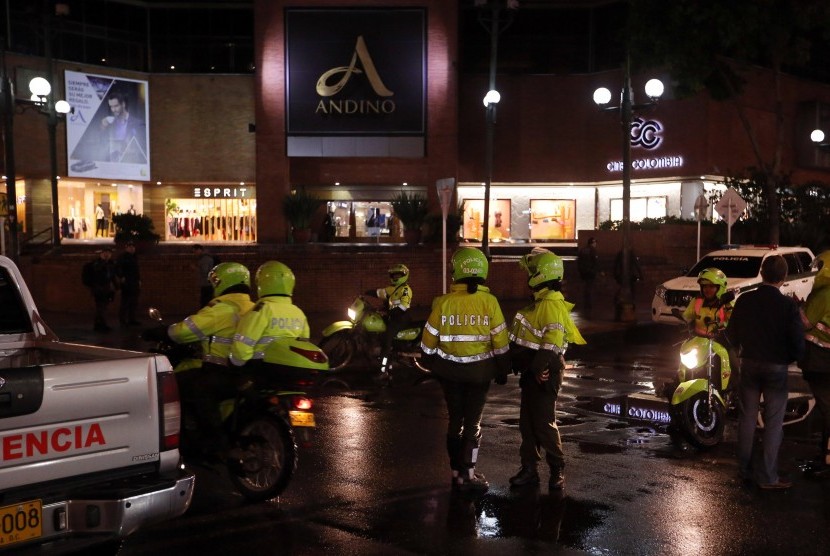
top-left (112, 212), bottom-right (161, 250)
top-left (390, 191), bottom-right (429, 245)
top-left (283, 188), bottom-right (323, 243)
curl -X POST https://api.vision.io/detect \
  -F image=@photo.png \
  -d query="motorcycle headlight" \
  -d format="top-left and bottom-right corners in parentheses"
top-left (655, 285), bottom-right (667, 302)
top-left (347, 307), bottom-right (357, 321)
top-left (680, 347), bottom-right (699, 369)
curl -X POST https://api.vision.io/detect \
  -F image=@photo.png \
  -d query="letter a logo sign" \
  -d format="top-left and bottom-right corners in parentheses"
top-left (316, 36), bottom-right (394, 98)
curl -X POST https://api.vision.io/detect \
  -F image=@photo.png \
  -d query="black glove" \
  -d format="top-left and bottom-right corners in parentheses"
top-left (494, 373), bottom-right (508, 385)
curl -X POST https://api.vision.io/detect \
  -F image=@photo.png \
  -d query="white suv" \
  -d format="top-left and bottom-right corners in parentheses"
top-left (651, 245), bottom-right (817, 324)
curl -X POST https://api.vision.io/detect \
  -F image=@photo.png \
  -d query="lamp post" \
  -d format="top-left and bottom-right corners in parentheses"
top-left (476, 0), bottom-right (516, 260)
top-left (27, 77), bottom-right (71, 248)
top-left (593, 59), bottom-right (663, 322)
top-left (482, 89), bottom-right (500, 259)
top-left (1, 52), bottom-right (19, 261)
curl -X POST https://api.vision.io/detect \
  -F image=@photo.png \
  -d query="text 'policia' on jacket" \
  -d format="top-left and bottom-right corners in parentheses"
top-left (421, 283), bottom-right (510, 382)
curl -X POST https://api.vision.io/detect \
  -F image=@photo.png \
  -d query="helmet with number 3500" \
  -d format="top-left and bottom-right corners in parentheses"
top-left (209, 262), bottom-right (250, 297)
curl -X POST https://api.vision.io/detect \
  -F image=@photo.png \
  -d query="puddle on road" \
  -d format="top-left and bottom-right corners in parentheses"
top-left (466, 493), bottom-right (612, 551)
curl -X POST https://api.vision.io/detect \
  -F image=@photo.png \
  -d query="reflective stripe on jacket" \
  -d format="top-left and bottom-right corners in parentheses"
top-left (509, 288), bottom-right (586, 354)
top-left (378, 283), bottom-right (413, 312)
top-left (168, 292), bottom-right (254, 367)
top-left (229, 296), bottom-right (310, 366)
top-left (421, 283), bottom-right (510, 365)
top-left (683, 297), bottom-right (732, 337)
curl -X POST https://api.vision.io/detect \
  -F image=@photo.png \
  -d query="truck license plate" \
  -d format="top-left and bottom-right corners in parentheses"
top-left (289, 411), bottom-right (315, 427)
top-left (0, 500), bottom-right (42, 548)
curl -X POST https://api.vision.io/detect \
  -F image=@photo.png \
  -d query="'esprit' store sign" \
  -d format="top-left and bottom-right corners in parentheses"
top-left (605, 117), bottom-right (685, 173)
top-left (193, 187), bottom-right (250, 199)
top-left (285, 9), bottom-right (426, 136)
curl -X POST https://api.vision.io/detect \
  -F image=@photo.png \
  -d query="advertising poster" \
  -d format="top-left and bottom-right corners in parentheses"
top-left (529, 200), bottom-right (576, 240)
top-left (462, 199), bottom-right (511, 241)
top-left (64, 71), bottom-right (150, 181)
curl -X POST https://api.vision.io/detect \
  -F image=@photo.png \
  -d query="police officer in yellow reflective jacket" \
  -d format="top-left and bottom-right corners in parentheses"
top-left (365, 263), bottom-right (413, 376)
top-left (508, 249), bottom-right (585, 491)
top-left (421, 247), bottom-right (511, 493)
top-left (229, 261), bottom-right (310, 380)
top-left (168, 262), bottom-right (254, 458)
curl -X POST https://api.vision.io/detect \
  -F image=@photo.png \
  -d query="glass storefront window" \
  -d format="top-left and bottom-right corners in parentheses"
top-left (461, 199), bottom-right (511, 241)
top-left (610, 196), bottom-right (667, 222)
top-left (164, 197), bottom-right (256, 242)
top-left (529, 199), bottom-right (576, 240)
top-left (353, 201), bottom-right (396, 239)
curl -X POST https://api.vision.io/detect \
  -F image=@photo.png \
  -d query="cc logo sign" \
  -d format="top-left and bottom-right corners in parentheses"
top-left (631, 117), bottom-right (662, 150)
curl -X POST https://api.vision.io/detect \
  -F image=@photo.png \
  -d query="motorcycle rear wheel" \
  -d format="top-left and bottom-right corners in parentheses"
top-left (320, 331), bottom-right (355, 371)
top-left (675, 392), bottom-right (725, 449)
top-left (229, 416), bottom-right (297, 502)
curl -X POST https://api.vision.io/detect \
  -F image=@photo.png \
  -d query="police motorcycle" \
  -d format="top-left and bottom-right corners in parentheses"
top-left (667, 292), bottom-right (736, 449)
top-left (143, 308), bottom-right (329, 501)
top-left (319, 294), bottom-right (430, 381)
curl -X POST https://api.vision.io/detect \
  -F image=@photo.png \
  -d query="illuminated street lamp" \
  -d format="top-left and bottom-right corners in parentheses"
top-left (811, 128), bottom-right (830, 149)
top-left (27, 76), bottom-right (72, 248)
top-left (593, 60), bottom-right (663, 321)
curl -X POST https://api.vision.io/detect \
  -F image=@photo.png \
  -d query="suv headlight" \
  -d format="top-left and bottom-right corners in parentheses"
top-left (655, 284), bottom-right (667, 302)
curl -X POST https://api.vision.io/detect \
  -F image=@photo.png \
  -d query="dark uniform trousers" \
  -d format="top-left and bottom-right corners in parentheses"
top-left (519, 368), bottom-right (565, 470)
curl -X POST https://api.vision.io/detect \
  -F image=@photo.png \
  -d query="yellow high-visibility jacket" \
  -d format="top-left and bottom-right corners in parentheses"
top-left (373, 283), bottom-right (413, 312)
top-left (421, 283), bottom-right (511, 382)
top-left (229, 296), bottom-right (310, 366)
top-left (167, 292), bottom-right (254, 367)
top-left (509, 288), bottom-right (586, 354)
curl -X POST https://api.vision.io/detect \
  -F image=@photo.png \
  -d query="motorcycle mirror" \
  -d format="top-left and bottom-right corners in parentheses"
top-left (148, 307), bottom-right (163, 322)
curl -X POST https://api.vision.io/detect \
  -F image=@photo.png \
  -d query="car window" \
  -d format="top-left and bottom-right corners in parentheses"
top-left (0, 268), bottom-right (32, 334)
top-left (797, 251), bottom-right (813, 271)
top-left (782, 253), bottom-right (802, 276)
top-left (687, 256), bottom-right (763, 278)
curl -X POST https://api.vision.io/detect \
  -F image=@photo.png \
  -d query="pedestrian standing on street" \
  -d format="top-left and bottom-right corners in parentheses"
top-left (614, 249), bottom-right (643, 321)
top-left (799, 250), bottom-right (830, 472)
top-left (508, 249), bottom-right (586, 490)
top-left (193, 244), bottom-right (217, 309)
top-left (95, 203), bottom-right (106, 237)
top-left (576, 237), bottom-right (600, 318)
top-left (420, 247), bottom-right (511, 493)
top-left (115, 241), bottom-right (141, 326)
top-left (84, 247), bottom-right (117, 332)
top-left (727, 255), bottom-right (805, 489)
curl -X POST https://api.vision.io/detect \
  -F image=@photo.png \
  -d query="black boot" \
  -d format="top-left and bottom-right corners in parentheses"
top-left (446, 435), bottom-right (463, 488)
top-left (549, 466), bottom-right (565, 490)
top-left (457, 435), bottom-right (488, 492)
top-left (509, 465), bottom-right (540, 487)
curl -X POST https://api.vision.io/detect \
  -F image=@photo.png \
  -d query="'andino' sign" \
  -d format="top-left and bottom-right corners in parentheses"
top-left (286, 9), bottom-right (425, 136)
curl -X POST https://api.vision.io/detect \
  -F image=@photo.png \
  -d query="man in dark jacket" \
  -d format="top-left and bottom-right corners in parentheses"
top-left (86, 248), bottom-right (117, 332)
top-left (115, 241), bottom-right (141, 326)
top-left (727, 255), bottom-right (805, 489)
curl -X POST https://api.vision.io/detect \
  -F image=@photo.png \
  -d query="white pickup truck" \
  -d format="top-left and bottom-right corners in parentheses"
top-left (0, 255), bottom-right (194, 553)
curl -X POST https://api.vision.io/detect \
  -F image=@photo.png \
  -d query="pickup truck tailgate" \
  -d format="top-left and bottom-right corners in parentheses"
top-left (1, 346), bottom-right (172, 490)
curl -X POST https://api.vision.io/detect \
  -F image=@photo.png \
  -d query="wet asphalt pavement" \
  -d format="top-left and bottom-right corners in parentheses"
top-left (40, 301), bottom-right (830, 556)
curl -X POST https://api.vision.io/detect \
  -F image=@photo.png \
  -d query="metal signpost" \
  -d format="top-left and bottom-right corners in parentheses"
top-left (714, 187), bottom-right (746, 246)
top-left (436, 177), bottom-right (456, 294)
top-left (694, 193), bottom-right (708, 261)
